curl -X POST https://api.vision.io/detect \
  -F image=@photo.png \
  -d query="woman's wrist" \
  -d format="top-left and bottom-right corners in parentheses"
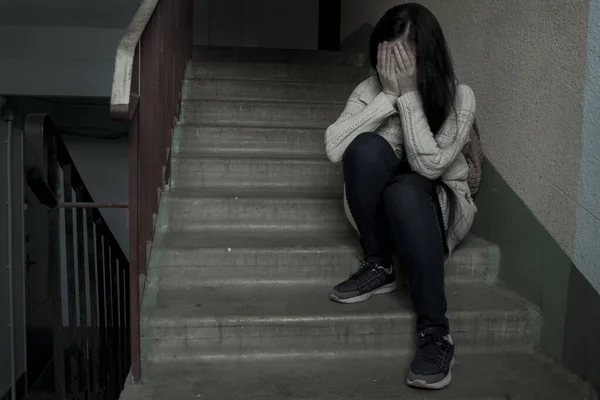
top-left (399, 88), bottom-right (418, 96)
top-left (383, 92), bottom-right (399, 105)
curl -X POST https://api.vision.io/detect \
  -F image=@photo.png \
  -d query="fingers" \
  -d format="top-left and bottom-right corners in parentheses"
top-left (377, 42), bottom-right (383, 71)
top-left (407, 44), bottom-right (416, 67)
top-left (397, 40), bottom-right (415, 71)
top-left (384, 42), bottom-right (390, 76)
top-left (392, 45), bottom-right (405, 71)
top-left (385, 42), bottom-right (393, 77)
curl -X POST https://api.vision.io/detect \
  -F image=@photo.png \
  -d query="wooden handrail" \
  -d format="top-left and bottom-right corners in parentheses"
top-left (110, 0), bottom-right (159, 120)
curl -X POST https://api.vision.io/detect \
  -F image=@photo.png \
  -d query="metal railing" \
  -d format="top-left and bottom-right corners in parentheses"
top-left (24, 114), bottom-right (130, 399)
top-left (110, 0), bottom-right (194, 383)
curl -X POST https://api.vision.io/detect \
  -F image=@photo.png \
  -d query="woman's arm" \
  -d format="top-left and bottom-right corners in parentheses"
top-left (397, 84), bottom-right (476, 179)
top-left (324, 86), bottom-right (396, 163)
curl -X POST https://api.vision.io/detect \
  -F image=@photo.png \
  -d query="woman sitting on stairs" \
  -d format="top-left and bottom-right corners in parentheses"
top-left (324, 3), bottom-right (477, 391)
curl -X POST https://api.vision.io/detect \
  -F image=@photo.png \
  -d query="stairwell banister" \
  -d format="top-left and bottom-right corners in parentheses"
top-left (24, 114), bottom-right (131, 398)
top-left (110, 0), bottom-right (159, 120)
top-left (110, 0), bottom-right (193, 385)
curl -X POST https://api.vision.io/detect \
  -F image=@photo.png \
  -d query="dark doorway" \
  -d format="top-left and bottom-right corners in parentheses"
top-left (318, 0), bottom-right (341, 51)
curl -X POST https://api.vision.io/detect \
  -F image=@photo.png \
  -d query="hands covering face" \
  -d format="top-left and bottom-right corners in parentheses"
top-left (376, 40), bottom-right (418, 99)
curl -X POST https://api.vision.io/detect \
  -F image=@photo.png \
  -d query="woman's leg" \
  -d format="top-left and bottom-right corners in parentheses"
top-left (343, 132), bottom-right (400, 263)
top-left (382, 172), bottom-right (453, 389)
top-left (383, 172), bottom-right (448, 331)
top-left (329, 132), bottom-right (401, 304)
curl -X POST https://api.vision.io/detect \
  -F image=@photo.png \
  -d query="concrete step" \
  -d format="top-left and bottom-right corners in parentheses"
top-left (192, 45), bottom-right (368, 67)
top-left (172, 125), bottom-right (327, 158)
top-left (151, 231), bottom-right (499, 286)
top-left (171, 156), bottom-right (342, 191)
top-left (124, 353), bottom-right (595, 400)
top-left (158, 190), bottom-right (348, 233)
top-left (179, 99), bottom-right (343, 127)
top-left (182, 79), bottom-right (354, 103)
top-left (142, 282), bottom-right (537, 362)
top-left (187, 61), bottom-right (370, 84)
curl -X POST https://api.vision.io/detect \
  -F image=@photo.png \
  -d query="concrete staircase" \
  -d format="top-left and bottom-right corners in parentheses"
top-left (126, 46), bottom-right (595, 399)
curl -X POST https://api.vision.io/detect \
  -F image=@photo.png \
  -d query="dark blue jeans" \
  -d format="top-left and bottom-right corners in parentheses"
top-left (343, 132), bottom-right (449, 333)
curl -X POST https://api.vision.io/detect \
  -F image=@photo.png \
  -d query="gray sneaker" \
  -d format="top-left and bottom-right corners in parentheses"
top-left (329, 260), bottom-right (397, 304)
top-left (406, 329), bottom-right (455, 390)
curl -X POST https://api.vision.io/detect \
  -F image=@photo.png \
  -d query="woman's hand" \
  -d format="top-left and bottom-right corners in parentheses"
top-left (392, 40), bottom-right (418, 95)
top-left (376, 42), bottom-right (401, 102)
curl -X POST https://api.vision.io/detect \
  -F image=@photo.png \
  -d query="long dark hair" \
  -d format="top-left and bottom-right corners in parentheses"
top-left (369, 3), bottom-right (457, 134)
top-left (370, 3), bottom-right (459, 248)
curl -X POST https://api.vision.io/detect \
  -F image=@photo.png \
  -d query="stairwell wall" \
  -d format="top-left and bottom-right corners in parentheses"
top-left (0, 0), bottom-right (139, 97)
top-left (340, 0), bottom-right (600, 391)
top-left (193, 0), bottom-right (319, 50)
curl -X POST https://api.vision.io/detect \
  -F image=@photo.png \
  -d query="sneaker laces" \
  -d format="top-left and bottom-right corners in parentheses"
top-left (418, 332), bottom-right (448, 366)
top-left (349, 258), bottom-right (380, 279)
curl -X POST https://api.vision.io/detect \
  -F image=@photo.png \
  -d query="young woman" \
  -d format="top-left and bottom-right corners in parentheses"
top-left (324, 3), bottom-right (477, 390)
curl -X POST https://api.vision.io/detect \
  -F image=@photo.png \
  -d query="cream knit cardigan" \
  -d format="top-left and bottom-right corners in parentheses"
top-left (324, 76), bottom-right (478, 253)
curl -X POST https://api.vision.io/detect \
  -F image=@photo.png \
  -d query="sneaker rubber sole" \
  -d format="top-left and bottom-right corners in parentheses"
top-left (329, 282), bottom-right (398, 304)
top-left (406, 357), bottom-right (456, 390)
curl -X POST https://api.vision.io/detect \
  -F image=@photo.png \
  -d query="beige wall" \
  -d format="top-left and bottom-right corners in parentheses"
top-left (341, 0), bottom-right (590, 258)
top-left (193, 0), bottom-right (319, 49)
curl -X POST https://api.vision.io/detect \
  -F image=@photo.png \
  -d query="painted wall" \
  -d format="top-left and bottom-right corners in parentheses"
top-left (575, 0), bottom-right (600, 300)
top-left (0, 0), bottom-right (139, 29)
top-left (193, 0), bottom-right (319, 49)
top-left (0, 25), bottom-right (125, 97)
top-left (0, 0), bottom-right (138, 97)
top-left (560, 2), bottom-right (600, 389)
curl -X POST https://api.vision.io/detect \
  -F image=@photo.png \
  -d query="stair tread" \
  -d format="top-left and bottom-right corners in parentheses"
top-left (125, 353), bottom-right (585, 399)
top-left (181, 98), bottom-right (344, 107)
top-left (173, 152), bottom-right (330, 162)
top-left (187, 60), bottom-right (370, 84)
top-left (154, 228), bottom-right (489, 252)
top-left (172, 125), bottom-right (328, 159)
top-left (182, 78), bottom-right (353, 103)
top-left (165, 186), bottom-right (341, 199)
top-left (146, 281), bottom-right (532, 326)
top-left (175, 124), bottom-right (325, 133)
top-left (192, 45), bottom-right (367, 67)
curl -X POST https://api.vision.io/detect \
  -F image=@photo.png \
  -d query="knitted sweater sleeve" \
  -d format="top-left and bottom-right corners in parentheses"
top-left (324, 86), bottom-right (396, 163)
top-left (397, 84), bottom-right (476, 180)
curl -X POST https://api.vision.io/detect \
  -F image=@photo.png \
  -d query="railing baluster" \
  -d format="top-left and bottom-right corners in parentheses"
top-left (104, 238), bottom-right (118, 399)
top-left (75, 189), bottom-right (92, 397)
top-left (94, 224), bottom-right (108, 399)
top-left (85, 210), bottom-right (101, 399)
top-left (114, 257), bottom-right (123, 388)
top-left (109, 246), bottom-right (122, 393)
top-left (61, 165), bottom-right (81, 396)
top-left (47, 134), bottom-right (67, 399)
top-left (120, 265), bottom-right (129, 382)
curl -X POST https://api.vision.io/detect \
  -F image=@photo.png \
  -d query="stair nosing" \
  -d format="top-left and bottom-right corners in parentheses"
top-left (180, 98), bottom-right (346, 107)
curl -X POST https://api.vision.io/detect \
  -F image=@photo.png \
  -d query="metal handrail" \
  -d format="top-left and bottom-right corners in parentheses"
top-left (24, 114), bottom-right (128, 259)
top-left (24, 114), bottom-right (130, 398)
